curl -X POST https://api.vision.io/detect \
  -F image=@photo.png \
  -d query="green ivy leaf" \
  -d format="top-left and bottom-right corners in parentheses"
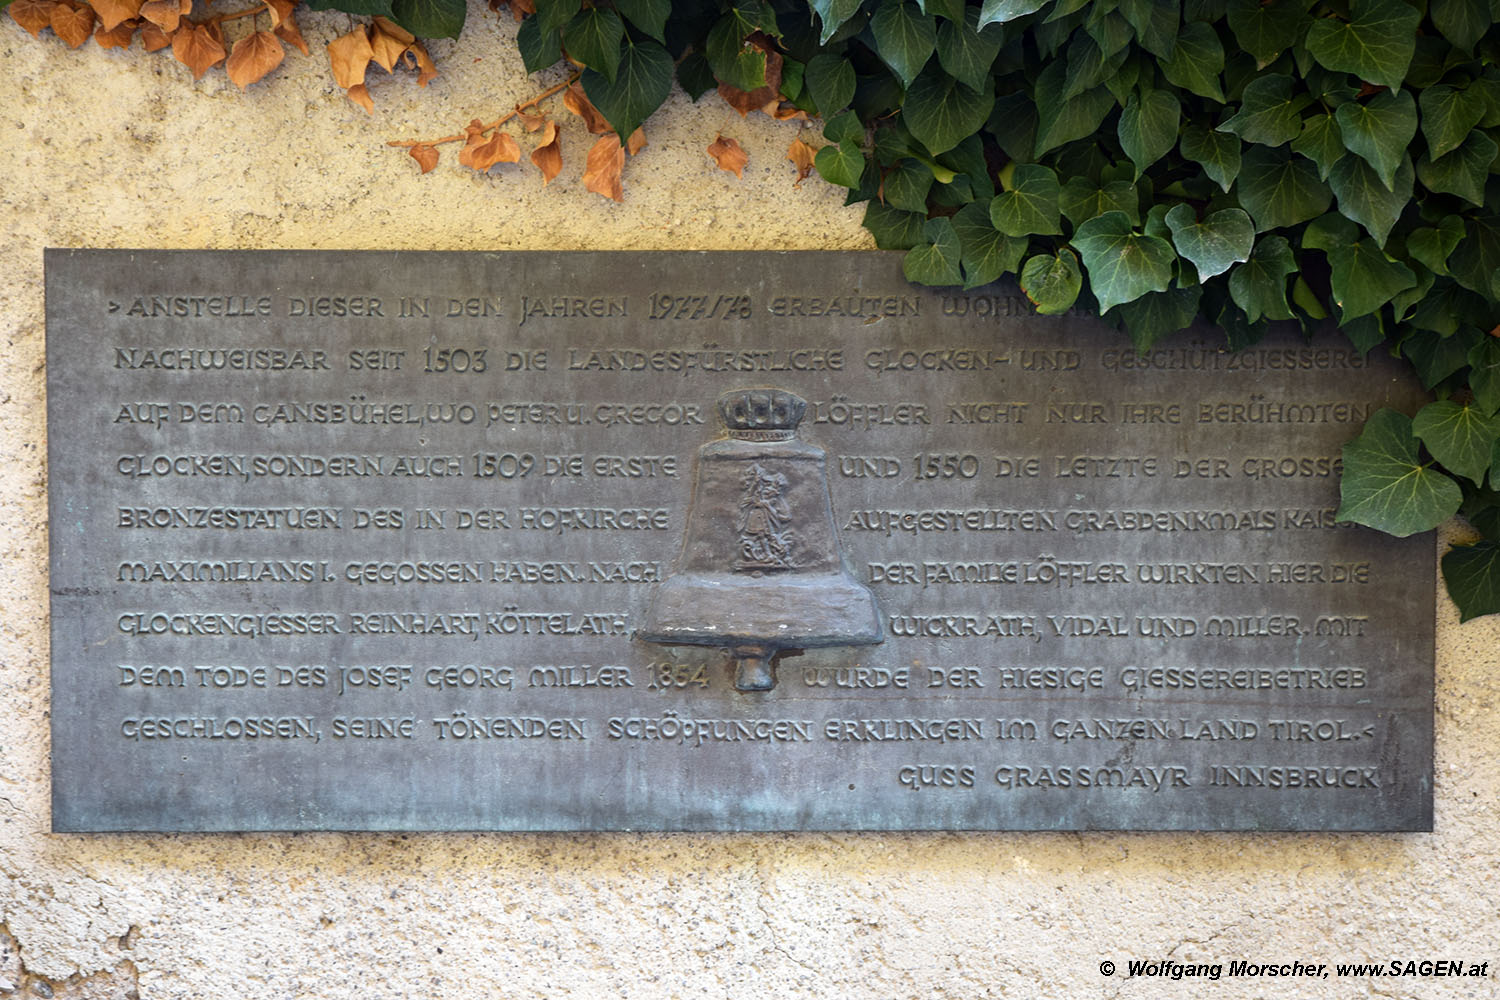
top-left (1112, 286), bottom-right (1204, 352)
top-left (904, 65), bottom-right (996, 155)
top-left (1450, 215), bottom-right (1500, 300)
top-left (1302, 211), bottom-right (1359, 252)
top-left (1468, 337), bottom-right (1500, 416)
top-left (824, 110), bottom-right (864, 144)
top-left (1224, 0), bottom-right (1309, 67)
top-left (815, 140), bottom-right (867, 188)
top-left (517, 15), bottom-right (563, 72)
top-left (936, 7), bottom-right (1004, 90)
top-left (1019, 249), bottom-right (1084, 313)
top-left (706, 10), bottom-right (767, 91)
top-left (1034, 61), bottom-right (1116, 156)
top-left (390, 0), bottom-right (464, 38)
top-left (1406, 217), bottom-right (1465, 276)
top-left (1165, 205), bottom-right (1254, 278)
top-left (612, 0), bottom-right (669, 41)
top-left (1335, 408), bottom-right (1463, 537)
top-left (810, 0), bottom-right (864, 43)
top-left (1430, 0), bottom-right (1491, 54)
top-left (1404, 328), bottom-right (1485, 388)
top-left (1180, 125), bottom-right (1241, 191)
top-left (1341, 313), bottom-right (1386, 354)
top-left (564, 8), bottom-right (624, 82)
top-left (581, 39), bottom-right (673, 139)
top-left (1236, 145), bottom-right (1333, 231)
top-left (952, 201), bottom-right (1028, 288)
top-left (1161, 20), bottom-right (1226, 101)
top-left (1218, 73), bottom-right (1308, 147)
top-left (1304, 0), bottom-right (1420, 92)
top-left (1119, 0), bottom-right (1180, 58)
top-left (1417, 131), bottom-right (1499, 207)
top-left (1413, 400), bottom-right (1500, 483)
top-left (805, 54), bottom-right (856, 114)
top-left (1228, 234), bottom-right (1297, 321)
top-left (978, 0), bottom-right (1051, 28)
top-left (1290, 113), bottom-right (1345, 181)
top-left (870, 0), bottom-right (938, 86)
top-left (533, 0), bottom-right (580, 38)
top-left (883, 159), bottom-right (934, 212)
top-left (904, 218), bottom-right (964, 284)
top-left (1334, 89), bottom-right (1417, 191)
top-left (1419, 85), bottom-right (1488, 160)
top-left (986, 92), bottom-right (1038, 161)
top-left (1119, 88), bottom-right (1181, 177)
top-left (989, 164), bottom-right (1063, 236)
top-left (863, 202), bottom-right (926, 248)
top-left (307, 0), bottom-right (395, 16)
top-left (922, 0), bottom-right (968, 20)
top-left (1060, 177), bottom-right (1141, 226)
top-left (1328, 153), bottom-right (1412, 246)
top-left (1441, 541), bottom-right (1500, 622)
top-left (1328, 239), bottom-right (1417, 319)
top-left (1072, 210), bottom-right (1177, 312)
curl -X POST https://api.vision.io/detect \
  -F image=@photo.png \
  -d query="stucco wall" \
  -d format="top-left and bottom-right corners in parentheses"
top-left (3, 6), bottom-right (1498, 997)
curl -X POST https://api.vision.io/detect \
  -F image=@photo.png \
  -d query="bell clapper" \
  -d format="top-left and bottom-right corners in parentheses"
top-left (731, 645), bottom-right (776, 692)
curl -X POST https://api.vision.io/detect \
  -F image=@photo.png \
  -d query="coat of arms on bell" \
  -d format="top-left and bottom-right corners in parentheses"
top-left (637, 387), bottom-right (883, 692)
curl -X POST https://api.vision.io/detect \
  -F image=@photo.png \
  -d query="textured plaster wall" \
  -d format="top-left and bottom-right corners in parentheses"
top-left (2, 5), bottom-right (1498, 998)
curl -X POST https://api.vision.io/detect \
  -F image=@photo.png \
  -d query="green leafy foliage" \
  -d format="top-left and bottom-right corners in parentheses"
top-left (1442, 541), bottom-right (1500, 621)
top-left (1336, 409), bottom-right (1464, 537)
top-left (490, 0), bottom-right (1500, 617)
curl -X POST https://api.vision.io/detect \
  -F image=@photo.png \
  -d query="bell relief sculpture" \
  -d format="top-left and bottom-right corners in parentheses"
top-left (638, 388), bottom-right (883, 692)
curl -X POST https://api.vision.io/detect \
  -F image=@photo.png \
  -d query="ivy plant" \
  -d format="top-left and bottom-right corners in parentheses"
top-left (494, 0), bottom-right (1500, 619)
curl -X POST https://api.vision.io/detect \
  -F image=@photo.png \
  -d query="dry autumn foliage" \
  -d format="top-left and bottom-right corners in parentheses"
top-left (707, 135), bottom-right (748, 178)
top-left (7, 0), bottom-right (430, 106)
top-left (9, 0), bottom-right (821, 199)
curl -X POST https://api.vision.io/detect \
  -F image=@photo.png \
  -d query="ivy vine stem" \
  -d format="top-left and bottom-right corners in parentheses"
top-left (385, 72), bottom-right (580, 149)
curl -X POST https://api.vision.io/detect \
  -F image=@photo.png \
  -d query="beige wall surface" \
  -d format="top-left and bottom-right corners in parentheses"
top-left (3, 6), bottom-right (1498, 998)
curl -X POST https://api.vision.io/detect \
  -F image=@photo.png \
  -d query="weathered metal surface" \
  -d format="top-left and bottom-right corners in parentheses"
top-left (46, 249), bottom-right (1433, 831)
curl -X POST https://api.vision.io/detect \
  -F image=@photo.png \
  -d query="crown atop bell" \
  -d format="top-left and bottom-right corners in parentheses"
top-left (717, 388), bottom-right (806, 440)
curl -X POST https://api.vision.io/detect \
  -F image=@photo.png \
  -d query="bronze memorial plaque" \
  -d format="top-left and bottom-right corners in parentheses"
top-left (46, 249), bottom-right (1433, 831)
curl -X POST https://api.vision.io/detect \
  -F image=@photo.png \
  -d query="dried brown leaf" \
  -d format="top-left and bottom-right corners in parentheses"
top-left (463, 118), bottom-right (486, 138)
top-left (94, 16), bottom-right (137, 47)
top-left (139, 0), bottom-right (184, 32)
top-left (626, 126), bottom-right (646, 155)
top-left (410, 40), bottom-right (437, 87)
top-left (346, 82), bottom-right (374, 113)
top-left (459, 130), bottom-right (521, 171)
top-left (139, 19), bottom-right (170, 50)
top-left (786, 137), bottom-right (815, 186)
top-left (264, 0), bottom-right (294, 27)
top-left (273, 16), bottom-right (307, 55)
top-left (90, 0), bottom-right (140, 31)
top-left (766, 102), bottom-right (808, 121)
top-left (369, 22), bottom-right (408, 72)
top-left (410, 143), bottom-right (440, 173)
top-left (707, 134), bottom-right (748, 178)
top-left (583, 133), bottom-right (625, 201)
top-left (171, 22), bottom-right (227, 79)
top-left (326, 27), bottom-right (373, 90)
top-left (508, 0), bottom-right (535, 16)
top-left (515, 107), bottom-right (547, 132)
top-left (371, 15), bottom-right (413, 45)
top-left (51, 1), bottom-right (96, 47)
top-left (530, 120), bottom-right (561, 185)
top-left (9, 0), bottom-right (58, 38)
top-left (564, 83), bottom-right (611, 134)
top-left (226, 29), bottom-right (284, 89)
